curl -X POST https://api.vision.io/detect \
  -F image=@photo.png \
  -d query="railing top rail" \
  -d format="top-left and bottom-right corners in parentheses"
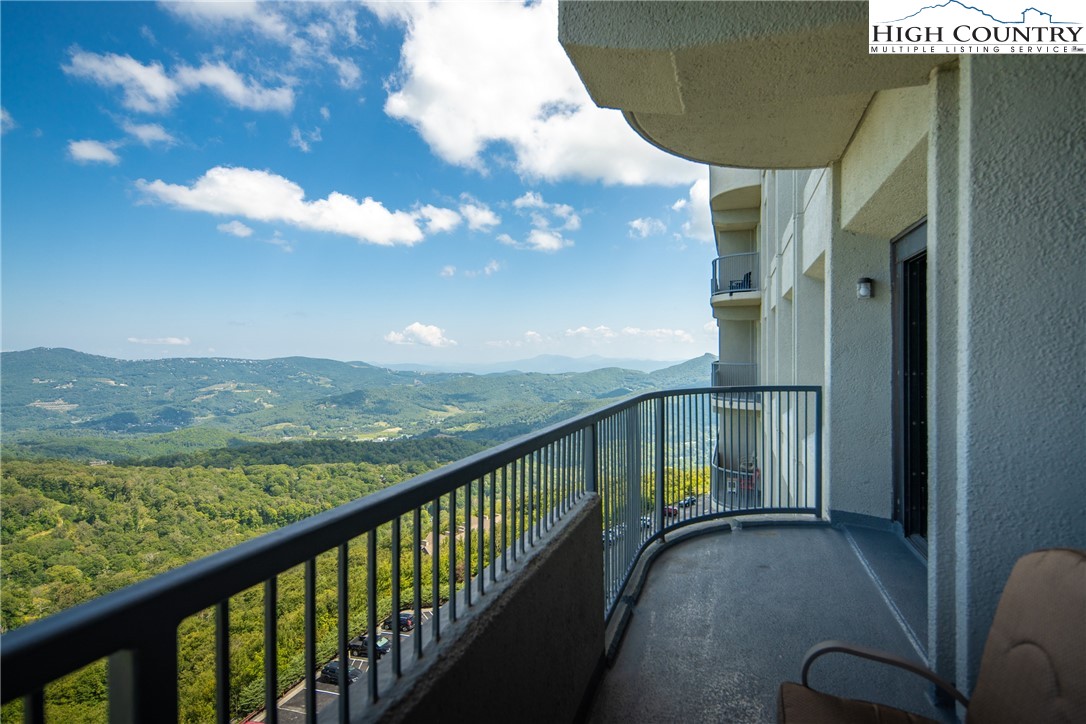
top-left (0, 383), bottom-right (820, 702)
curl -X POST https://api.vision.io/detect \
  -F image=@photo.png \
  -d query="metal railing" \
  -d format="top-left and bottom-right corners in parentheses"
top-left (1, 386), bottom-right (821, 723)
top-left (711, 252), bottom-right (759, 296)
top-left (711, 361), bottom-right (758, 387)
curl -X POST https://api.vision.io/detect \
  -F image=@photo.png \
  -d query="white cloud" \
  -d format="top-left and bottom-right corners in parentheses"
top-left (63, 49), bottom-right (292, 114)
top-left (565, 325), bottom-right (617, 340)
top-left (123, 121), bottom-right (175, 146)
top-left (217, 220), bottom-right (254, 237)
top-left (440, 265), bottom-right (456, 278)
top-left (373, 0), bottom-right (701, 186)
top-left (1, 108), bottom-right (17, 134)
top-left (384, 322), bottom-right (457, 348)
top-left (162, 2), bottom-right (363, 89)
top-left (127, 336), bottom-right (191, 346)
top-left (464, 260), bottom-right (501, 278)
top-left (486, 330), bottom-right (548, 349)
top-left (417, 204), bottom-right (462, 234)
top-left (671, 198), bottom-right (688, 212)
top-left (703, 321), bottom-right (717, 335)
top-left (63, 50), bottom-right (180, 113)
top-left (498, 229), bottom-right (571, 253)
top-left (174, 61), bottom-right (293, 112)
top-left (68, 140), bottom-right (121, 165)
top-left (289, 126), bottom-right (322, 153)
top-left (459, 199), bottom-right (500, 231)
top-left (136, 166), bottom-right (457, 246)
top-left (505, 190), bottom-right (580, 250)
top-left (679, 177), bottom-right (713, 242)
top-left (621, 327), bottom-right (695, 344)
top-left (513, 191), bottom-right (546, 209)
top-left (628, 217), bottom-right (667, 238)
top-left (552, 203), bottom-right (581, 231)
top-left (320, 106), bottom-right (331, 120)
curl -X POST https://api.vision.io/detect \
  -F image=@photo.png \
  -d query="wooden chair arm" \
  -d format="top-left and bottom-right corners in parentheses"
top-left (801, 640), bottom-right (970, 709)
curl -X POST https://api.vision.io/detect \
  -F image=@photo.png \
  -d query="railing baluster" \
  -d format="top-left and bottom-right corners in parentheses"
top-left (367, 529), bottom-right (378, 703)
top-left (338, 542), bottom-right (349, 721)
top-left (431, 498), bottom-right (440, 644)
top-left (264, 577), bottom-right (278, 724)
top-left (108, 634), bottom-right (178, 723)
top-left (22, 689), bottom-right (44, 724)
top-left (413, 506), bottom-right (423, 661)
top-left (465, 478), bottom-right (472, 607)
top-left (304, 558), bottom-right (316, 724)
top-left (391, 516), bottom-right (401, 678)
top-left (216, 599), bottom-right (230, 724)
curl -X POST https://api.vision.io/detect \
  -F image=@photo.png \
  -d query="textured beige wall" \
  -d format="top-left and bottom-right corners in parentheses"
top-left (370, 496), bottom-right (604, 723)
top-left (840, 85), bottom-right (930, 238)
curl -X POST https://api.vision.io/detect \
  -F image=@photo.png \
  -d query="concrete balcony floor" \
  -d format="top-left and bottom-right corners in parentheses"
top-left (588, 523), bottom-right (956, 723)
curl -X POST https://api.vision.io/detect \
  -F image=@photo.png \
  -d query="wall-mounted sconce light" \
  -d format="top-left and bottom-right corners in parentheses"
top-left (857, 277), bottom-right (874, 299)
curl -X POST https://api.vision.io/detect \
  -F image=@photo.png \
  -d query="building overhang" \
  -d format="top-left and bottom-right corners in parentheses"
top-left (559, 1), bottom-right (954, 169)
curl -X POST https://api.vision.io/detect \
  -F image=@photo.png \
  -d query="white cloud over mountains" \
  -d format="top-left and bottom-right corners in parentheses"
top-left (385, 322), bottom-right (457, 348)
top-left (371, 0), bottom-right (701, 186)
top-left (136, 166), bottom-right (460, 246)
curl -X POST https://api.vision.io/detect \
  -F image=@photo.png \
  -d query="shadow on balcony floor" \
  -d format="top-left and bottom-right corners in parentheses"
top-left (587, 524), bottom-right (956, 723)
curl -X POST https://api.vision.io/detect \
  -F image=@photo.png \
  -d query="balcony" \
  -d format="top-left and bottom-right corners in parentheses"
top-left (0, 385), bottom-right (962, 724)
top-left (711, 252), bottom-right (760, 309)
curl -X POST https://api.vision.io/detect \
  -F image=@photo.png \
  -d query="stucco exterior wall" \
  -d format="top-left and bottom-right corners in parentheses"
top-left (840, 86), bottom-right (930, 238)
top-left (951, 55), bottom-right (1086, 693)
top-left (823, 204), bottom-right (894, 520)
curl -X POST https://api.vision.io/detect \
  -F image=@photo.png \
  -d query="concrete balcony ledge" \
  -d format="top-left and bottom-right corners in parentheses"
top-left (559, 1), bottom-right (953, 168)
top-left (710, 166), bottom-right (762, 212)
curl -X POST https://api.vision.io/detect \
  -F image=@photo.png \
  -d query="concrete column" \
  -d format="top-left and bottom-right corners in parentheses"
top-left (953, 55), bottom-right (1086, 694)
top-left (925, 62), bottom-right (959, 694)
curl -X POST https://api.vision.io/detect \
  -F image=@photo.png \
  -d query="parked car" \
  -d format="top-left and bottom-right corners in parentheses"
top-left (602, 523), bottom-right (626, 545)
top-left (321, 660), bottom-right (361, 685)
top-left (678, 495), bottom-right (698, 508)
top-left (663, 506), bottom-right (679, 517)
top-left (348, 634), bottom-right (392, 658)
top-left (383, 612), bottom-right (415, 632)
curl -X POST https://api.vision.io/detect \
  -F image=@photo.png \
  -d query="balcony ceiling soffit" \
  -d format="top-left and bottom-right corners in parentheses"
top-left (711, 185), bottom-right (761, 212)
top-left (713, 208), bottom-right (760, 231)
top-left (559, 1), bottom-right (953, 168)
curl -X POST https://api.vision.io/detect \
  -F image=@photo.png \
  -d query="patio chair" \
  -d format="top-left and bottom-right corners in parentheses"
top-left (777, 547), bottom-right (1086, 723)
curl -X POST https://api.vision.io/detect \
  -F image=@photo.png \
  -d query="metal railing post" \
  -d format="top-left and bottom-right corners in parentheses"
top-left (584, 422), bottom-right (597, 494)
top-left (108, 635), bottom-right (178, 723)
top-left (655, 398), bottom-right (665, 535)
top-left (626, 407), bottom-right (642, 553)
top-left (815, 386), bottom-right (823, 517)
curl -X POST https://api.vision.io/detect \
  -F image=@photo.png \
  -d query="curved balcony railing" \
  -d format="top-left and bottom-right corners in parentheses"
top-left (711, 361), bottom-right (758, 387)
top-left (1, 386), bottom-right (821, 723)
top-left (711, 252), bottom-right (759, 296)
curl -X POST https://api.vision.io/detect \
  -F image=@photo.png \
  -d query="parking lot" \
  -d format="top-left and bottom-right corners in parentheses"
top-left (246, 611), bottom-right (432, 723)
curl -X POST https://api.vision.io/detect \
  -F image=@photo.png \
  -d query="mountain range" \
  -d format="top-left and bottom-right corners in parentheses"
top-left (1, 348), bottom-right (716, 460)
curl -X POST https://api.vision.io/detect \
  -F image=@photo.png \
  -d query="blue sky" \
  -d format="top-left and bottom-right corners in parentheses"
top-left (1, 1), bottom-right (716, 365)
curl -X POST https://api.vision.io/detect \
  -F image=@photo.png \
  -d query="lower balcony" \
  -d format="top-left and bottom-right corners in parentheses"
top-left (0, 385), bottom-right (960, 724)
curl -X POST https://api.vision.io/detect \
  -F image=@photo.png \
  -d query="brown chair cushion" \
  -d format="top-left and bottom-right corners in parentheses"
top-left (778, 682), bottom-right (940, 724)
top-left (967, 548), bottom-right (1086, 724)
